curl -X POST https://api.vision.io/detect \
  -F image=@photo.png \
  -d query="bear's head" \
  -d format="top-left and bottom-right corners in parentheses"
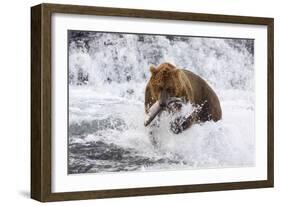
top-left (149, 62), bottom-right (184, 107)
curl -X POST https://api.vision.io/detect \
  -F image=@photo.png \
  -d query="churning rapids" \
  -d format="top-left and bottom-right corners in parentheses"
top-left (68, 31), bottom-right (255, 174)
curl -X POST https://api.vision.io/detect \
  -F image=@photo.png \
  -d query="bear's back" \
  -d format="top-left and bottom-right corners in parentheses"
top-left (181, 69), bottom-right (222, 121)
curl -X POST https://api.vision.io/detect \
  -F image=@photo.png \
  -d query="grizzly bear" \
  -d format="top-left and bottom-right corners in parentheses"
top-left (144, 62), bottom-right (222, 134)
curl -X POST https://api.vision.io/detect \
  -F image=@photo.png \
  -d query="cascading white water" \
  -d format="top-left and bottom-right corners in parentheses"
top-left (68, 31), bottom-right (255, 174)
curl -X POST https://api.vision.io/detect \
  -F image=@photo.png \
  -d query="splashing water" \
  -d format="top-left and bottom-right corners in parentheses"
top-left (68, 31), bottom-right (255, 174)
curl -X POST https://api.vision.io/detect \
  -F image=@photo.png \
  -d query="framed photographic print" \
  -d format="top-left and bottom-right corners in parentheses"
top-left (31, 3), bottom-right (274, 202)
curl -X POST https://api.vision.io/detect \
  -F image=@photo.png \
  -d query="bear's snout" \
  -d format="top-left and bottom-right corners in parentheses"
top-left (159, 90), bottom-right (168, 107)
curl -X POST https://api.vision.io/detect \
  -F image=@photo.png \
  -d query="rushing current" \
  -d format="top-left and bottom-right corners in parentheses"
top-left (68, 31), bottom-right (255, 174)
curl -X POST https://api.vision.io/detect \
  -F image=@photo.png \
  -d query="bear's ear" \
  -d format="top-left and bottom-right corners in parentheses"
top-left (150, 65), bottom-right (157, 75)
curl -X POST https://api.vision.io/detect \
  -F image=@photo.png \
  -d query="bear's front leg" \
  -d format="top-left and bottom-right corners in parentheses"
top-left (170, 114), bottom-right (195, 134)
top-left (148, 111), bottom-right (162, 147)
